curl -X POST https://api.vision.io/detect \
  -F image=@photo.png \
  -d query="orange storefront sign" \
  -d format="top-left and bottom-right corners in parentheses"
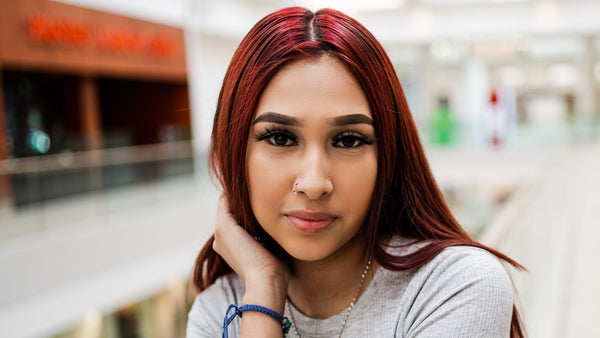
top-left (27, 14), bottom-right (176, 59)
top-left (0, 0), bottom-right (186, 81)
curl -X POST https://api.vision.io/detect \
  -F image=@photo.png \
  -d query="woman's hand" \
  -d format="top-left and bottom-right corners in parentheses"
top-left (212, 196), bottom-right (290, 314)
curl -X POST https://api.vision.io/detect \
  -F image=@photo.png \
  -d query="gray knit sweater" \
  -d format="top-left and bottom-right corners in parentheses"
top-left (187, 241), bottom-right (514, 337)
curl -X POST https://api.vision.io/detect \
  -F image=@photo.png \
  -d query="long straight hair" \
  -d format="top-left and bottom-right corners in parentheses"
top-left (193, 7), bottom-right (524, 337)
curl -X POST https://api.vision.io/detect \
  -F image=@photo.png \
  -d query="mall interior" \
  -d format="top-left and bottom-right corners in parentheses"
top-left (0, 0), bottom-right (599, 337)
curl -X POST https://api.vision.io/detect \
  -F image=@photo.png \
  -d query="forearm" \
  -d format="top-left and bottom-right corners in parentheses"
top-left (212, 196), bottom-right (291, 337)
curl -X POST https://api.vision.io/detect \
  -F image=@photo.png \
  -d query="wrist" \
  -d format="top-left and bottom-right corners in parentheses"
top-left (223, 304), bottom-right (291, 338)
top-left (243, 277), bottom-right (288, 314)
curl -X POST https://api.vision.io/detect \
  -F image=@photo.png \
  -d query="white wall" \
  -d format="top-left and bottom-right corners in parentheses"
top-left (186, 33), bottom-right (240, 154)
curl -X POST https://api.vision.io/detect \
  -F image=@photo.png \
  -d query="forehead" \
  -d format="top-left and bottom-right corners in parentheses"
top-left (255, 56), bottom-right (371, 120)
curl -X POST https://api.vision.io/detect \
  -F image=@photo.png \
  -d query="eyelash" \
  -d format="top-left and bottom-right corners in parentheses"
top-left (255, 127), bottom-right (374, 148)
top-left (255, 128), bottom-right (298, 146)
top-left (333, 131), bottom-right (375, 148)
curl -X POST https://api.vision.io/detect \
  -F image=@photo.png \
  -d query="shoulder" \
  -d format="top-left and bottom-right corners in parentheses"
top-left (428, 245), bottom-right (510, 273)
top-left (424, 245), bottom-right (513, 294)
top-left (187, 273), bottom-right (244, 338)
top-left (386, 237), bottom-right (512, 290)
top-left (413, 245), bottom-right (514, 306)
top-left (401, 245), bottom-right (514, 337)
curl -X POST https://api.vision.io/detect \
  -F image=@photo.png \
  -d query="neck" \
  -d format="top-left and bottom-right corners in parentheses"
top-left (287, 233), bottom-right (374, 319)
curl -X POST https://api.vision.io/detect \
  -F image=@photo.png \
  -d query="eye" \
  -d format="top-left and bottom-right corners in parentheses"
top-left (333, 132), bottom-right (374, 148)
top-left (270, 132), bottom-right (294, 146)
top-left (256, 129), bottom-right (297, 147)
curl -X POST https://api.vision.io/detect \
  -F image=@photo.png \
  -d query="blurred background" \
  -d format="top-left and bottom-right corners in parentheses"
top-left (0, 0), bottom-right (598, 337)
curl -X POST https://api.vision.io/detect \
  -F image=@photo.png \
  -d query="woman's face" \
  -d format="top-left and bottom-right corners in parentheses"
top-left (245, 55), bottom-right (377, 262)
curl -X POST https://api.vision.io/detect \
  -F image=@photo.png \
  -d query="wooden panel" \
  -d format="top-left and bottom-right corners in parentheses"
top-left (0, 68), bottom-right (13, 199)
top-left (79, 77), bottom-right (102, 150)
top-left (0, 69), bottom-right (6, 159)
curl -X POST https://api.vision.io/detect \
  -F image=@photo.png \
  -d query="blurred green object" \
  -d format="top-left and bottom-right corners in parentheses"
top-left (430, 96), bottom-right (455, 145)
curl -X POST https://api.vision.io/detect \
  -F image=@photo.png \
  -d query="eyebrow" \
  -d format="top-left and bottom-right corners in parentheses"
top-left (331, 114), bottom-right (373, 126)
top-left (252, 112), bottom-right (373, 126)
top-left (252, 112), bottom-right (300, 126)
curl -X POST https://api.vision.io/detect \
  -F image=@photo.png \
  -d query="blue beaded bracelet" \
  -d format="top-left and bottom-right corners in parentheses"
top-left (222, 304), bottom-right (291, 338)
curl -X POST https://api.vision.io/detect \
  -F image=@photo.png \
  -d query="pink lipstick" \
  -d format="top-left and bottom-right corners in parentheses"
top-left (284, 210), bottom-right (337, 234)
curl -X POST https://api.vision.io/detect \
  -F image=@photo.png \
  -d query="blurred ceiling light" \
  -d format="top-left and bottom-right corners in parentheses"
top-left (419, 0), bottom-right (529, 5)
top-left (534, 0), bottom-right (559, 25)
top-left (430, 38), bottom-right (463, 62)
top-left (527, 66), bottom-right (548, 87)
top-left (431, 39), bottom-right (453, 58)
top-left (498, 66), bottom-right (526, 88)
top-left (527, 36), bottom-right (583, 59)
top-left (471, 38), bottom-right (526, 59)
top-left (547, 63), bottom-right (578, 87)
top-left (410, 6), bottom-right (434, 28)
top-left (298, 0), bottom-right (406, 12)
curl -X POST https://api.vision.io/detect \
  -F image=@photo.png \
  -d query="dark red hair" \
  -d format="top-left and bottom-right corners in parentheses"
top-left (193, 7), bottom-right (524, 337)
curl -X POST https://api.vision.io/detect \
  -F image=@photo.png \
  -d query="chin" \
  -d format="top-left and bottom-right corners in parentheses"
top-left (279, 239), bottom-right (340, 262)
top-left (286, 250), bottom-right (328, 262)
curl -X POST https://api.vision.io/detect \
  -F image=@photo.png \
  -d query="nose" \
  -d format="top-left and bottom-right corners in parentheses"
top-left (294, 149), bottom-right (333, 200)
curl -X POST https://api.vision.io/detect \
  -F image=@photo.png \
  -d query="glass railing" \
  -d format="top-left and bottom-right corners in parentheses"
top-left (0, 141), bottom-right (209, 241)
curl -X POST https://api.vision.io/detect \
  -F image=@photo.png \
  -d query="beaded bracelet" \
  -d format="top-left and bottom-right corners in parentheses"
top-left (222, 303), bottom-right (291, 338)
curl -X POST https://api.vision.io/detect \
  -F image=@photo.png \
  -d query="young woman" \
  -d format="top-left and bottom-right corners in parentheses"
top-left (187, 7), bottom-right (525, 338)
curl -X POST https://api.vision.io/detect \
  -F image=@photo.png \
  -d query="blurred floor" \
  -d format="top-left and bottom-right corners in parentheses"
top-left (488, 142), bottom-right (600, 338)
top-left (0, 174), bottom-right (219, 337)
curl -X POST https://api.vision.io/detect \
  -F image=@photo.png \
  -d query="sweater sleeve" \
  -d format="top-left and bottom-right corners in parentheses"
top-left (187, 274), bottom-right (244, 338)
top-left (402, 247), bottom-right (514, 338)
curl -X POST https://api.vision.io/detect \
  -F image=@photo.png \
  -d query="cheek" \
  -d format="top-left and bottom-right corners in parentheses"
top-left (246, 149), bottom-right (291, 221)
top-left (336, 153), bottom-right (378, 217)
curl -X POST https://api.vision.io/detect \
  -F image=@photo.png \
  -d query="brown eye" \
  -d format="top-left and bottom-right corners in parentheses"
top-left (272, 133), bottom-right (291, 146)
top-left (256, 128), bottom-right (298, 147)
top-left (339, 136), bottom-right (361, 148)
top-left (333, 132), bottom-right (373, 148)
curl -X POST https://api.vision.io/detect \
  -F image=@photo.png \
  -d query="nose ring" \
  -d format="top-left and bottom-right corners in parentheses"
top-left (292, 182), bottom-right (299, 195)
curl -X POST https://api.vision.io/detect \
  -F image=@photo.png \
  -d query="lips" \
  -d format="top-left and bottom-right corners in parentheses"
top-left (284, 210), bottom-right (338, 234)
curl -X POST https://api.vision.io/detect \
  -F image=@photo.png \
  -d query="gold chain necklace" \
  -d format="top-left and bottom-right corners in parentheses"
top-left (286, 257), bottom-right (372, 338)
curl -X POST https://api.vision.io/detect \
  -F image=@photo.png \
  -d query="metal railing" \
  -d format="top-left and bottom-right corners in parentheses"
top-left (0, 140), bottom-right (195, 175)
